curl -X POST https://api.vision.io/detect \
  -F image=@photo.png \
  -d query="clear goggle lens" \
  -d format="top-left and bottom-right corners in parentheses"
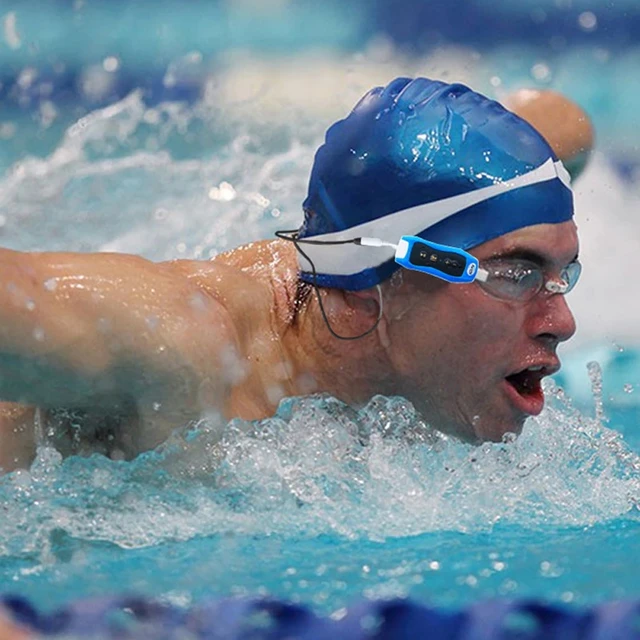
top-left (477, 259), bottom-right (581, 302)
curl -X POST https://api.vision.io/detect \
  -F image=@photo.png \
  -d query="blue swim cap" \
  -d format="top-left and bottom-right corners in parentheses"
top-left (297, 77), bottom-right (573, 290)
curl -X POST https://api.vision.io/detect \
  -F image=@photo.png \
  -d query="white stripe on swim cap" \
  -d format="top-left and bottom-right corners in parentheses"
top-left (298, 158), bottom-right (569, 277)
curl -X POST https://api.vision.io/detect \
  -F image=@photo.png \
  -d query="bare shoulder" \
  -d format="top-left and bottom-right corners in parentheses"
top-left (166, 239), bottom-right (299, 329)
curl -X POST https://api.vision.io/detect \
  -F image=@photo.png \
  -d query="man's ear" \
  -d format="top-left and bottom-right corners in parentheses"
top-left (342, 287), bottom-right (382, 317)
top-left (341, 286), bottom-right (393, 348)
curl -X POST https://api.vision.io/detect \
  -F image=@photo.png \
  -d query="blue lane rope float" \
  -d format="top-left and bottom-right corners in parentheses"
top-left (3, 596), bottom-right (640, 639)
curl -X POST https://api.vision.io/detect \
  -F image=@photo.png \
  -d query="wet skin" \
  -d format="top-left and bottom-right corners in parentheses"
top-left (0, 220), bottom-right (578, 470)
top-left (373, 221), bottom-right (579, 442)
top-left (0, 88), bottom-right (591, 469)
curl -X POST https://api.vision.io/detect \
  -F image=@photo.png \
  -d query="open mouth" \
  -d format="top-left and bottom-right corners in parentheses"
top-left (506, 366), bottom-right (544, 396)
top-left (504, 366), bottom-right (547, 415)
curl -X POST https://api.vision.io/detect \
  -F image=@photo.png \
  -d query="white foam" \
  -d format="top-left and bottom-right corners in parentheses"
top-left (0, 391), bottom-right (638, 558)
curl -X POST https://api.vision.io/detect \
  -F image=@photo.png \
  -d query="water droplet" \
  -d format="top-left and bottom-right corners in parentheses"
top-left (103, 56), bottom-right (119, 72)
top-left (252, 193), bottom-right (270, 208)
top-left (43, 278), bottom-right (57, 292)
top-left (587, 361), bottom-right (607, 423)
top-left (624, 383), bottom-right (634, 394)
top-left (531, 62), bottom-right (551, 82)
top-left (33, 327), bottom-right (45, 341)
top-left (501, 578), bottom-right (518, 593)
top-left (208, 181), bottom-right (236, 202)
top-left (330, 608), bottom-right (348, 621)
top-left (3, 12), bottom-right (21, 50)
top-left (578, 11), bottom-right (597, 32)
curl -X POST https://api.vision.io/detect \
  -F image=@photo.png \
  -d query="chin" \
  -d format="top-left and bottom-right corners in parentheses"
top-left (413, 399), bottom-right (525, 444)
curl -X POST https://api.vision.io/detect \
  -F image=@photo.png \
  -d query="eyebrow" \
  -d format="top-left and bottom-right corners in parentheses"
top-left (484, 249), bottom-right (580, 268)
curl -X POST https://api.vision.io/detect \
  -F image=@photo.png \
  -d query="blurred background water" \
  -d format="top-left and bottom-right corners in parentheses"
top-left (1, 0), bottom-right (640, 615)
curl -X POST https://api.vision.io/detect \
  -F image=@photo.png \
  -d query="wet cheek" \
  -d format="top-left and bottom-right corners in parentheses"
top-left (461, 311), bottom-right (521, 371)
top-left (466, 304), bottom-right (513, 340)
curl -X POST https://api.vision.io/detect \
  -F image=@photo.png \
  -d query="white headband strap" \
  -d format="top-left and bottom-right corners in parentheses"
top-left (298, 158), bottom-right (569, 277)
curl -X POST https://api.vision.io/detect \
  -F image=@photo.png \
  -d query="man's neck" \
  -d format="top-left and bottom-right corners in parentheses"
top-left (279, 288), bottom-right (393, 407)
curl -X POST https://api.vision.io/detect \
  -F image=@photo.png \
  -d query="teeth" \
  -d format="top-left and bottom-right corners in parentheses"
top-left (527, 366), bottom-right (544, 372)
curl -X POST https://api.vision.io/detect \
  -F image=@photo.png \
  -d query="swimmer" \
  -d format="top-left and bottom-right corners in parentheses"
top-left (0, 78), bottom-right (594, 472)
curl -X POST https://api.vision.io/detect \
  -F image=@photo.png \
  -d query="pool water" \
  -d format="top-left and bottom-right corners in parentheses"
top-left (1, 55), bottom-right (640, 615)
top-left (1, 382), bottom-right (639, 612)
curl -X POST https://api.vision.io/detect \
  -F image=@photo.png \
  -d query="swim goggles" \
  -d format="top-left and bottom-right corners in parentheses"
top-left (358, 235), bottom-right (581, 302)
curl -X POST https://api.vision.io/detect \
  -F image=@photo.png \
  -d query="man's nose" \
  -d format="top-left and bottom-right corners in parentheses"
top-left (529, 292), bottom-right (577, 344)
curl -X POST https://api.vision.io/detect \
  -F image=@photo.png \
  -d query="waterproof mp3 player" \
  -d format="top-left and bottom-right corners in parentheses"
top-left (393, 236), bottom-right (481, 283)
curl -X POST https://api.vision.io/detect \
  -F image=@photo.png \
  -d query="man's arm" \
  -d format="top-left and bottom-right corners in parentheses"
top-left (0, 248), bottom-right (238, 411)
top-left (0, 403), bottom-right (37, 472)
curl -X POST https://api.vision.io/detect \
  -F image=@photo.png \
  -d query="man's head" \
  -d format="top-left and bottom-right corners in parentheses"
top-left (287, 77), bottom-right (582, 442)
top-left (370, 220), bottom-right (578, 442)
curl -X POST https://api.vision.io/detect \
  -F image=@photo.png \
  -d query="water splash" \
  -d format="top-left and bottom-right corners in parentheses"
top-left (1, 386), bottom-right (639, 560)
top-left (0, 91), bottom-right (317, 258)
top-left (1, 77), bottom-right (640, 575)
